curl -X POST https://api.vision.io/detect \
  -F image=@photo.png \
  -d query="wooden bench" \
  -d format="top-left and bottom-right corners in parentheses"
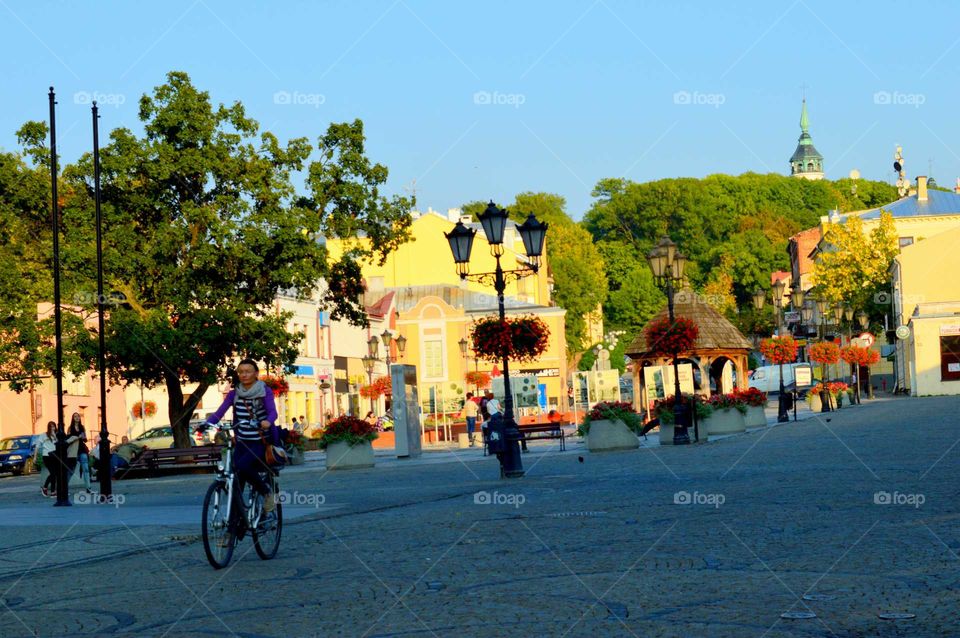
top-left (483, 421), bottom-right (566, 455)
top-left (118, 445), bottom-right (223, 478)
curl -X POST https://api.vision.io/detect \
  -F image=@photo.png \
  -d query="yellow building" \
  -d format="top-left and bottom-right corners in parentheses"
top-left (330, 209), bottom-right (569, 413)
top-left (891, 224), bottom-right (960, 396)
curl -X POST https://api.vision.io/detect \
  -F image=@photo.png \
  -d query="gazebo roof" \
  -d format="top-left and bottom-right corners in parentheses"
top-left (626, 290), bottom-right (753, 358)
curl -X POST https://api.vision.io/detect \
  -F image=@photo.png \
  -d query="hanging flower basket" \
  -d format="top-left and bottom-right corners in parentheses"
top-left (260, 374), bottom-right (290, 397)
top-left (132, 401), bottom-right (157, 419)
top-left (644, 316), bottom-right (699, 356)
top-left (465, 371), bottom-right (492, 389)
top-left (808, 342), bottom-right (840, 365)
top-left (841, 345), bottom-right (880, 367)
top-left (360, 376), bottom-right (391, 399)
top-left (471, 315), bottom-right (549, 363)
top-left (760, 336), bottom-right (798, 365)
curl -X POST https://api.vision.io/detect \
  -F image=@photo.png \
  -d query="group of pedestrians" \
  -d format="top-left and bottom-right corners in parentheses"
top-left (39, 413), bottom-right (93, 497)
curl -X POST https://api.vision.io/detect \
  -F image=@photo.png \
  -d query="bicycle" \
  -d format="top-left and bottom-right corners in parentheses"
top-left (202, 422), bottom-right (283, 569)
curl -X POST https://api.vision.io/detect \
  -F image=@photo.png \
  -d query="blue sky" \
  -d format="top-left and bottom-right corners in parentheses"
top-left (3, 0), bottom-right (959, 220)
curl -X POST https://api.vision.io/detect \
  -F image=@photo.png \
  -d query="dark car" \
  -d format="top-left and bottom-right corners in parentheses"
top-left (0, 435), bottom-right (43, 475)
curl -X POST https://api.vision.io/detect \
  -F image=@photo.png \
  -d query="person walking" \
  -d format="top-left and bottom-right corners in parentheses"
top-left (463, 392), bottom-right (479, 446)
top-left (65, 413), bottom-right (90, 493)
top-left (39, 422), bottom-right (58, 497)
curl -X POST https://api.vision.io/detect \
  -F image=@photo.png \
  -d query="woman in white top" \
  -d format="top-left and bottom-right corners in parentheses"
top-left (39, 421), bottom-right (58, 497)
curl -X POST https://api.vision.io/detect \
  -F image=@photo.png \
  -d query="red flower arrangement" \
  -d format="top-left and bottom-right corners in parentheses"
top-left (317, 415), bottom-right (379, 449)
top-left (260, 374), bottom-right (289, 397)
top-left (760, 336), bottom-right (798, 365)
top-left (826, 381), bottom-right (848, 395)
top-left (132, 401), bottom-right (157, 419)
top-left (841, 345), bottom-right (880, 367)
top-left (471, 315), bottom-right (550, 363)
top-left (465, 371), bottom-right (492, 389)
top-left (360, 376), bottom-right (392, 399)
top-left (707, 392), bottom-right (748, 413)
top-left (733, 387), bottom-right (768, 407)
top-left (808, 342), bottom-right (840, 365)
top-left (653, 394), bottom-right (713, 424)
top-left (644, 316), bottom-right (699, 356)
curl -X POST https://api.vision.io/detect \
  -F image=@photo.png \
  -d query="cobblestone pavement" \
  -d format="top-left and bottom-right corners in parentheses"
top-left (0, 396), bottom-right (957, 637)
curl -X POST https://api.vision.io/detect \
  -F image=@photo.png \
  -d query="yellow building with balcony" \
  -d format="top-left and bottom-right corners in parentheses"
top-left (327, 209), bottom-right (568, 414)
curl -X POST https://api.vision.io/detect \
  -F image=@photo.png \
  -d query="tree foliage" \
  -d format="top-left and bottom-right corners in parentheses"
top-left (28, 71), bottom-right (414, 446)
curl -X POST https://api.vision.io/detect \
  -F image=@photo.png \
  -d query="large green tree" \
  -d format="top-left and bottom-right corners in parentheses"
top-left (48, 71), bottom-right (412, 447)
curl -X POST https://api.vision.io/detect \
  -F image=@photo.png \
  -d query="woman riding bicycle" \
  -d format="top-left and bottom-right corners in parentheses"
top-left (205, 359), bottom-right (279, 513)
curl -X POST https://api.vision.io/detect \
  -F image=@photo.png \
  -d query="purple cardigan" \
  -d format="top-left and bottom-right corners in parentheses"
top-left (206, 388), bottom-right (280, 444)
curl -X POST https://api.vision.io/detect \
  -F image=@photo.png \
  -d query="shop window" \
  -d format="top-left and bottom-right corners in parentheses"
top-left (941, 336), bottom-right (960, 381)
top-left (898, 237), bottom-right (914, 249)
top-left (423, 340), bottom-right (444, 379)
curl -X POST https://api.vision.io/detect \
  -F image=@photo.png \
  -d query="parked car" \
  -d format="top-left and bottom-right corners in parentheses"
top-left (192, 420), bottom-right (230, 444)
top-left (133, 426), bottom-right (196, 449)
top-left (748, 363), bottom-right (814, 394)
top-left (0, 434), bottom-right (43, 475)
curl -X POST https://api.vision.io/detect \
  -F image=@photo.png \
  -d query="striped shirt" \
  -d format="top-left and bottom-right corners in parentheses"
top-left (206, 387), bottom-right (279, 444)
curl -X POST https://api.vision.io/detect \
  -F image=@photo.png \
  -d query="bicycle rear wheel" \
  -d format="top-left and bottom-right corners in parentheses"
top-left (202, 481), bottom-right (234, 569)
top-left (253, 483), bottom-right (282, 560)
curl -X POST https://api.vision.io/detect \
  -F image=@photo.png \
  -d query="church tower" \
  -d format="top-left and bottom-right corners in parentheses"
top-left (789, 99), bottom-right (824, 180)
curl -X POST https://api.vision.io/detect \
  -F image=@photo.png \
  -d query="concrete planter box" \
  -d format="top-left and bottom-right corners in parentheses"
top-left (808, 393), bottom-right (822, 412)
top-left (324, 440), bottom-right (375, 470)
top-left (703, 408), bottom-right (746, 436)
top-left (287, 447), bottom-right (305, 466)
top-left (587, 419), bottom-right (639, 452)
top-left (744, 405), bottom-right (767, 429)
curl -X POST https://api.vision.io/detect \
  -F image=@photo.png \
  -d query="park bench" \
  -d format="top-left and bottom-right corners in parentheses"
top-left (483, 420), bottom-right (567, 455)
top-left (118, 445), bottom-right (223, 478)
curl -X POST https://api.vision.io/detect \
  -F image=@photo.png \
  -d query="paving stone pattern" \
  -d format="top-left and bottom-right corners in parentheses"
top-left (0, 396), bottom-right (957, 637)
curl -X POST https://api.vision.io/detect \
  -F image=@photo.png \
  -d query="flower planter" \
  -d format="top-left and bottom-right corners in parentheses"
top-left (744, 405), bottom-right (767, 429)
top-left (287, 447), bottom-right (305, 466)
top-left (586, 419), bottom-right (639, 452)
top-left (808, 393), bottom-right (822, 412)
top-left (702, 407), bottom-right (746, 436)
top-left (324, 440), bottom-right (375, 470)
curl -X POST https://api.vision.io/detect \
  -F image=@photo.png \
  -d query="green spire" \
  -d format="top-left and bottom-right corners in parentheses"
top-left (799, 99), bottom-right (810, 134)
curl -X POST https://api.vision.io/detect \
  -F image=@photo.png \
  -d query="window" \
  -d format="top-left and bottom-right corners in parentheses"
top-left (898, 237), bottom-right (914, 249)
top-left (941, 336), bottom-right (960, 381)
top-left (423, 340), bottom-right (444, 379)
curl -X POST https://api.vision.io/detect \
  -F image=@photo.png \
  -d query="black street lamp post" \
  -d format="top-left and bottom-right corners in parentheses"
top-left (844, 305), bottom-right (859, 404)
top-left (857, 310), bottom-right (873, 399)
top-left (759, 284), bottom-right (791, 423)
top-left (790, 286), bottom-right (806, 361)
top-left (814, 297), bottom-right (832, 412)
top-left (92, 102), bottom-right (112, 498)
top-left (646, 237), bottom-right (692, 445)
top-left (445, 202), bottom-right (547, 478)
top-left (48, 88), bottom-right (70, 507)
top-left (363, 336), bottom-right (379, 415)
top-left (381, 330), bottom-right (393, 367)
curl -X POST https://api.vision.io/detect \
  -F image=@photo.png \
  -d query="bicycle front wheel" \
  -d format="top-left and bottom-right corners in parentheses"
top-left (202, 481), bottom-right (234, 569)
top-left (253, 494), bottom-right (282, 560)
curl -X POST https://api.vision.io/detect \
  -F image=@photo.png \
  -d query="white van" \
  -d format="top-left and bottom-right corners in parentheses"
top-left (748, 363), bottom-right (813, 394)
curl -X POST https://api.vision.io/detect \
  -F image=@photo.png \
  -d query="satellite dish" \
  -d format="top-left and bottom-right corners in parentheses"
top-left (893, 161), bottom-right (902, 172)
top-left (849, 169), bottom-right (860, 180)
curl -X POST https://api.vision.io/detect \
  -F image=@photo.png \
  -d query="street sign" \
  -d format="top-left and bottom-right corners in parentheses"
top-left (858, 332), bottom-right (875, 347)
top-left (896, 325), bottom-right (911, 340)
top-left (795, 366), bottom-right (812, 387)
top-left (783, 311), bottom-right (800, 323)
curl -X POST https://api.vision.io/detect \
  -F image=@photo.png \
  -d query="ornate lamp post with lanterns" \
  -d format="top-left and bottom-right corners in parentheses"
top-left (444, 202), bottom-right (547, 478)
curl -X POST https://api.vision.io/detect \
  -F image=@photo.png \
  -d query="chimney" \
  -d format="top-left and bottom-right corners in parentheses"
top-left (917, 176), bottom-right (928, 201)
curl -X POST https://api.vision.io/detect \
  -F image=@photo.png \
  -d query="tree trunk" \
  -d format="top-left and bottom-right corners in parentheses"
top-left (164, 371), bottom-right (209, 449)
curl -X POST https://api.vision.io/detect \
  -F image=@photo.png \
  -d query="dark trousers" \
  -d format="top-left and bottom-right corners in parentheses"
top-left (43, 454), bottom-right (59, 490)
top-left (235, 440), bottom-right (271, 497)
